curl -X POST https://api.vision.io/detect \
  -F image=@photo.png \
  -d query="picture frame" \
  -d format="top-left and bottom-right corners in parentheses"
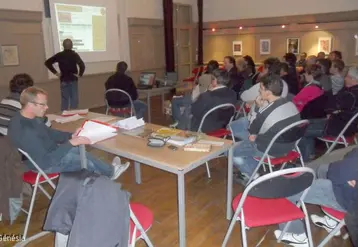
top-left (232, 41), bottom-right (243, 56)
top-left (260, 39), bottom-right (271, 55)
top-left (355, 38), bottom-right (358, 56)
top-left (318, 37), bottom-right (332, 54)
top-left (1, 45), bottom-right (19, 66)
top-left (286, 38), bottom-right (300, 54)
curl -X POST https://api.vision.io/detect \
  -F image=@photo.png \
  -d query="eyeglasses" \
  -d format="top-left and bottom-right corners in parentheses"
top-left (30, 101), bottom-right (48, 107)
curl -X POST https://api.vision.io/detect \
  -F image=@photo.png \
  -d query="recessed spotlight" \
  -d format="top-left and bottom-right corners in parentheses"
top-left (354, 34), bottom-right (358, 39)
top-left (211, 28), bottom-right (216, 32)
top-left (281, 25), bottom-right (286, 28)
top-left (315, 25), bottom-right (319, 29)
top-left (239, 26), bottom-right (243, 30)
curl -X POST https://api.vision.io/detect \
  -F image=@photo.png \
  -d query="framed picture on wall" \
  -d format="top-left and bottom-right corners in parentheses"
top-left (1, 45), bottom-right (19, 66)
top-left (355, 38), bottom-right (358, 56)
top-left (233, 41), bottom-right (243, 56)
top-left (260, 39), bottom-right (271, 55)
top-left (318, 37), bottom-right (332, 54)
top-left (286, 38), bottom-right (300, 54)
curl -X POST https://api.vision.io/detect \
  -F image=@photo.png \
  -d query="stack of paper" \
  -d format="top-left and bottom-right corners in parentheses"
top-left (112, 117), bottom-right (145, 130)
top-left (47, 114), bottom-right (84, 123)
top-left (78, 120), bottom-right (118, 144)
top-left (62, 109), bottom-right (89, 116)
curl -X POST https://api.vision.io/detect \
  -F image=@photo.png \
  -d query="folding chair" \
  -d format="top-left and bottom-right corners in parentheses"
top-left (18, 149), bottom-right (59, 240)
top-left (197, 103), bottom-right (236, 178)
top-left (129, 203), bottom-right (154, 247)
top-left (317, 111), bottom-right (358, 154)
top-left (105, 89), bottom-right (136, 117)
top-left (246, 120), bottom-right (309, 185)
top-left (233, 101), bottom-right (250, 120)
top-left (317, 206), bottom-right (348, 247)
top-left (222, 167), bottom-right (315, 247)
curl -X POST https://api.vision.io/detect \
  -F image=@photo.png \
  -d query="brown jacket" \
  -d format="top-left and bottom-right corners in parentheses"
top-left (0, 136), bottom-right (24, 221)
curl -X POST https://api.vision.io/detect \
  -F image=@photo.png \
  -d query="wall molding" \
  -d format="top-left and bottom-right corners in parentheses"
top-left (0, 9), bottom-right (42, 22)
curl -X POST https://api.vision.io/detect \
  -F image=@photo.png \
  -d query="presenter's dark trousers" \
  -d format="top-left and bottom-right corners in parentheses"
top-left (61, 80), bottom-right (79, 111)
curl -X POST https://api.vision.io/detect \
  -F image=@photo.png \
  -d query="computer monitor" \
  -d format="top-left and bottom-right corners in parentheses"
top-left (139, 72), bottom-right (156, 86)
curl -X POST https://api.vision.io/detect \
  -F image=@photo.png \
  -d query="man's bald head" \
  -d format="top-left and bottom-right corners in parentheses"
top-left (63, 39), bottom-right (73, 50)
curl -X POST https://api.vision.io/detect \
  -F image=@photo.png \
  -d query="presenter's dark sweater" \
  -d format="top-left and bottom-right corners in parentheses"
top-left (8, 112), bottom-right (72, 170)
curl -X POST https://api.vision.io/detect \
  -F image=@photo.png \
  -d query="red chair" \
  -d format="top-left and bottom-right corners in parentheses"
top-left (317, 111), bottom-right (358, 154)
top-left (129, 203), bottom-right (154, 247)
top-left (222, 167), bottom-right (315, 247)
top-left (19, 149), bottom-right (59, 240)
top-left (197, 103), bottom-right (236, 178)
top-left (105, 89), bottom-right (136, 117)
top-left (183, 66), bottom-right (204, 83)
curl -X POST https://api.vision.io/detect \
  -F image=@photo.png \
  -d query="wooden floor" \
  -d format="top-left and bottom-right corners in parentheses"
top-left (0, 96), bottom-right (352, 247)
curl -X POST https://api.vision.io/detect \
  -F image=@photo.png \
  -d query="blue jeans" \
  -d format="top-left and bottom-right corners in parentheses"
top-left (171, 94), bottom-right (192, 122)
top-left (60, 81), bottom-right (79, 111)
top-left (298, 118), bottom-right (327, 162)
top-left (279, 163), bottom-right (345, 234)
top-left (132, 100), bottom-right (147, 119)
top-left (233, 140), bottom-right (264, 176)
top-left (44, 147), bottom-right (113, 177)
top-left (229, 117), bottom-right (250, 141)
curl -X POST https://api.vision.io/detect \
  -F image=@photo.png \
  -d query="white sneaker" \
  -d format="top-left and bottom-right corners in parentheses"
top-left (169, 121), bottom-right (179, 128)
top-left (311, 214), bottom-right (341, 236)
top-left (274, 230), bottom-right (308, 247)
top-left (111, 157), bottom-right (130, 180)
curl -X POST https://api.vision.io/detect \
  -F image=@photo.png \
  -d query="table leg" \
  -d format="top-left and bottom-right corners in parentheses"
top-left (147, 92), bottom-right (151, 123)
top-left (177, 172), bottom-right (186, 247)
top-left (80, 145), bottom-right (87, 169)
top-left (161, 91), bottom-right (165, 114)
top-left (226, 147), bottom-right (233, 220)
top-left (134, 161), bottom-right (142, 184)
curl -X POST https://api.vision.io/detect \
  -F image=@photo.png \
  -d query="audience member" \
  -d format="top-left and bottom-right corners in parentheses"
top-left (329, 50), bottom-right (343, 61)
top-left (223, 56), bottom-right (240, 88)
top-left (283, 53), bottom-right (299, 95)
top-left (8, 87), bottom-right (129, 180)
top-left (187, 69), bottom-right (237, 133)
top-left (330, 59), bottom-right (345, 95)
top-left (317, 52), bottom-right (326, 60)
top-left (297, 52), bottom-right (307, 67)
top-left (316, 58), bottom-right (333, 91)
top-left (45, 39), bottom-right (85, 111)
top-left (171, 60), bottom-right (219, 128)
top-left (231, 58), bottom-right (252, 96)
top-left (243, 55), bottom-right (258, 84)
top-left (232, 74), bottom-right (300, 182)
top-left (299, 66), bottom-right (358, 161)
top-left (105, 61), bottom-right (147, 119)
top-left (293, 64), bottom-right (324, 112)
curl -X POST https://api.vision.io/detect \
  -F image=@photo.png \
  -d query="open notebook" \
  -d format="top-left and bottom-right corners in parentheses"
top-left (77, 120), bottom-right (118, 144)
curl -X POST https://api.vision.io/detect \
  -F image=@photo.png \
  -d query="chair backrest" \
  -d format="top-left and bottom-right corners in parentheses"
top-left (237, 167), bottom-right (315, 211)
top-left (197, 103), bottom-right (236, 133)
top-left (104, 89), bottom-right (135, 116)
top-left (18, 148), bottom-right (56, 189)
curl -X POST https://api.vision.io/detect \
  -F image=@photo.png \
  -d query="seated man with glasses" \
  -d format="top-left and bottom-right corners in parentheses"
top-left (8, 87), bottom-right (129, 180)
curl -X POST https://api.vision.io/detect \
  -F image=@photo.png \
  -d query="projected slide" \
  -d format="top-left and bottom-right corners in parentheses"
top-left (54, 3), bottom-right (106, 52)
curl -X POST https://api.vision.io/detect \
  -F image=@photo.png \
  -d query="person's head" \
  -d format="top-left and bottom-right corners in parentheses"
top-left (330, 59), bottom-right (345, 75)
top-left (243, 55), bottom-right (256, 74)
top-left (299, 52), bottom-right (307, 61)
top-left (344, 66), bottom-right (358, 88)
top-left (211, 69), bottom-right (229, 88)
top-left (279, 62), bottom-right (289, 77)
top-left (329, 50), bottom-right (342, 61)
top-left (306, 64), bottom-right (323, 82)
top-left (317, 52), bottom-right (325, 60)
top-left (223, 56), bottom-right (236, 71)
top-left (20, 87), bottom-right (48, 118)
top-left (263, 57), bottom-right (281, 75)
top-left (316, 58), bottom-right (331, 75)
top-left (206, 60), bottom-right (219, 73)
top-left (283, 53), bottom-right (297, 66)
top-left (9, 73), bottom-right (34, 94)
top-left (116, 61), bottom-right (128, 74)
top-left (62, 39), bottom-right (73, 50)
top-left (306, 55), bottom-right (317, 67)
top-left (236, 58), bottom-right (248, 72)
top-left (259, 74), bottom-right (283, 101)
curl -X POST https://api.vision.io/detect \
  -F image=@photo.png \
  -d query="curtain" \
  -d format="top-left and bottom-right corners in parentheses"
top-left (197, 0), bottom-right (203, 65)
top-left (163, 0), bottom-right (175, 72)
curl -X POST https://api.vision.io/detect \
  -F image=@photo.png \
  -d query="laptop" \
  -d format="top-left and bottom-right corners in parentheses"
top-left (137, 72), bottom-right (156, 89)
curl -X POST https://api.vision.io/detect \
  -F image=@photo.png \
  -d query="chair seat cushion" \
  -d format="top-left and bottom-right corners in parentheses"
top-left (109, 107), bottom-right (131, 114)
top-left (254, 151), bottom-right (300, 165)
top-left (321, 206), bottom-right (345, 220)
top-left (23, 171), bottom-right (59, 185)
top-left (129, 203), bottom-right (154, 243)
top-left (232, 193), bottom-right (304, 227)
top-left (318, 135), bottom-right (355, 144)
top-left (207, 129), bottom-right (231, 138)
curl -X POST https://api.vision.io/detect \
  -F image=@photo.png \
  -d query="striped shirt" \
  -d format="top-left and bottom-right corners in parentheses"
top-left (0, 94), bottom-right (22, 135)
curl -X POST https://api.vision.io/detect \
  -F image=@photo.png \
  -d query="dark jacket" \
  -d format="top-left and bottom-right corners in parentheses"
top-left (45, 50), bottom-right (85, 82)
top-left (285, 66), bottom-right (299, 95)
top-left (105, 72), bottom-right (138, 107)
top-left (0, 136), bottom-right (24, 221)
top-left (190, 86), bottom-right (237, 133)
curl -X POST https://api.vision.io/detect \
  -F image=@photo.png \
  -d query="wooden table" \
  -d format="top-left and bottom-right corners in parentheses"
top-left (53, 112), bottom-right (234, 247)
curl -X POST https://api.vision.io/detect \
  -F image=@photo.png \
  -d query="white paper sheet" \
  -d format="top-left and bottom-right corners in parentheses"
top-left (62, 109), bottom-right (89, 116)
top-left (112, 117), bottom-right (145, 130)
top-left (50, 114), bottom-right (84, 123)
top-left (78, 120), bottom-right (118, 144)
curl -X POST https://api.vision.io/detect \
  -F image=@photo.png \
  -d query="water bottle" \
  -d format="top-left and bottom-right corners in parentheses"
top-left (164, 75), bottom-right (168, 86)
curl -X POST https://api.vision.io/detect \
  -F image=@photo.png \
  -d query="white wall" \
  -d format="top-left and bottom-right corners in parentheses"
top-left (0, 0), bottom-right (43, 11)
top-left (203, 0), bottom-right (358, 22)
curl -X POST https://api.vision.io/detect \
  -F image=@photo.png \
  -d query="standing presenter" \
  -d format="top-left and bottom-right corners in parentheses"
top-left (45, 39), bottom-right (85, 111)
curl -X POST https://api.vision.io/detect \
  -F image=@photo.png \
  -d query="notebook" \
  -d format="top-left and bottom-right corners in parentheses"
top-left (77, 120), bottom-right (118, 144)
top-left (184, 143), bottom-right (212, 152)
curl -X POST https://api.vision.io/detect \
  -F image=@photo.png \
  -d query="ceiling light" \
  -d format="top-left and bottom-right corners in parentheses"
top-left (315, 25), bottom-right (319, 29)
top-left (211, 28), bottom-right (216, 32)
top-left (239, 26), bottom-right (243, 30)
top-left (281, 25), bottom-right (286, 28)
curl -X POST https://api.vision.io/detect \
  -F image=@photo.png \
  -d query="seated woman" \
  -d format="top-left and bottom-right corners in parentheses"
top-left (231, 58), bottom-right (252, 97)
top-left (170, 60), bottom-right (219, 128)
top-left (292, 64), bottom-right (324, 112)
